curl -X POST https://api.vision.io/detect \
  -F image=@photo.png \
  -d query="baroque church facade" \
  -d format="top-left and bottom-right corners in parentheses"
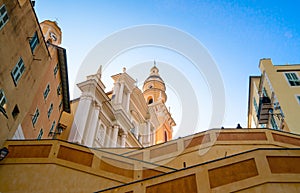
top-left (67, 64), bottom-right (176, 148)
top-left (3, 2), bottom-right (300, 192)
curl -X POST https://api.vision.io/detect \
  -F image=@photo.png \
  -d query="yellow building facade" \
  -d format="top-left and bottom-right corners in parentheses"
top-left (0, 0), bottom-right (70, 146)
top-left (1, 128), bottom-right (300, 192)
top-left (20, 20), bottom-right (70, 140)
top-left (0, 0), bottom-right (49, 144)
top-left (248, 58), bottom-right (300, 134)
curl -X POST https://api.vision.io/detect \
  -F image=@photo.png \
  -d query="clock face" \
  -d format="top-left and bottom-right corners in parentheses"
top-left (50, 32), bottom-right (57, 41)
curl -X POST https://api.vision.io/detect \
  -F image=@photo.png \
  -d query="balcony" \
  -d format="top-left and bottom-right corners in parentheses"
top-left (257, 96), bottom-right (272, 124)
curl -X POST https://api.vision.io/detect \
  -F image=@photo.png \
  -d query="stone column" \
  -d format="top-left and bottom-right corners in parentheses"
top-left (68, 94), bottom-right (92, 143)
top-left (121, 132), bottom-right (127, 147)
top-left (83, 102), bottom-right (100, 147)
top-left (111, 125), bottom-right (119, 147)
top-left (145, 121), bottom-right (151, 146)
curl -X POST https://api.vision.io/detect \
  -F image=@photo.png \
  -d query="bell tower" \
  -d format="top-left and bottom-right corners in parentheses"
top-left (40, 20), bottom-right (62, 46)
top-left (143, 62), bottom-right (167, 104)
top-left (143, 62), bottom-right (175, 144)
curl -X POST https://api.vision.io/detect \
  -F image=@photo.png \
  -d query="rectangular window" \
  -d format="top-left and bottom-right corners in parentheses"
top-left (0, 4), bottom-right (9, 30)
top-left (0, 89), bottom-right (7, 108)
top-left (296, 95), bottom-right (300, 104)
top-left (0, 89), bottom-right (7, 118)
top-left (50, 120), bottom-right (56, 133)
top-left (253, 97), bottom-right (258, 114)
top-left (59, 100), bottom-right (63, 111)
top-left (54, 63), bottom-right (59, 77)
top-left (43, 84), bottom-right (50, 99)
top-left (57, 83), bottom-right (61, 95)
top-left (29, 31), bottom-right (39, 53)
top-left (47, 103), bottom-right (53, 118)
top-left (37, 128), bottom-right (43, 140)
top-left (11, 57), bottom-right (25, 86)
top-left (32, 108), bottom-right (39, 126)
top-left (285, 72), bottom-right (300, 86)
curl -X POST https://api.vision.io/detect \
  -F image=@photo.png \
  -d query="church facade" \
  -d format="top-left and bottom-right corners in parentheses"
top-left (2, 2), bottom-right (300, 192)
top-left (65, 65), bottom-right (175, 148)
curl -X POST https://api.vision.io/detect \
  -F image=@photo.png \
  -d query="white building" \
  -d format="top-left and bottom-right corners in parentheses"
top-left (67, 64), bottom-right (175, 148)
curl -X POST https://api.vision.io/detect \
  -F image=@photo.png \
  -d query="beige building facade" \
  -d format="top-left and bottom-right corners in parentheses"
top-left (1, 128), bottom-right (300, 192)
top-left (0, 0), bottom-right (70, 146)
top-left (19, 20), bottom-right (70, 140)
top-left (248, 58), bottom-right (300, 134)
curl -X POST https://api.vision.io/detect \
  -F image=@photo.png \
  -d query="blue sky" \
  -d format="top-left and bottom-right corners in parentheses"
top-left (35, 1), bottom-right (300, 136)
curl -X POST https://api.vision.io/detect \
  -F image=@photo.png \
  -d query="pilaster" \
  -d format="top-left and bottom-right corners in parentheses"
top-left (68, 94), bottom-right (92, 143)
top-left (111, 125), bottom-right (120, 147)
top-left (83, 102), bottom-right (101, 147)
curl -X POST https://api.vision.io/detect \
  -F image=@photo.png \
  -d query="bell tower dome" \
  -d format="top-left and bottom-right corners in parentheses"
top-left (40, 20), bottom-right (62, 46)
top-left (143, 62), bottom-right (167, 104)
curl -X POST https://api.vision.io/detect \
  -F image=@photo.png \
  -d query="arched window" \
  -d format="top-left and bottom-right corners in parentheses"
top-left (148, 98), bottom-right (153, 104)
top-left (147, 96), bottom-right (153, 104)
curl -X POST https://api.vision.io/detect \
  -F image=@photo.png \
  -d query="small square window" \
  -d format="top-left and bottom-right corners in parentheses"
top-left (0, 4), bottom-right (9, 30)
top-left (285, 72), bottom-right (300, 86)
top-left (29, 31), bottom-right (39, 53)
top-left (11, 57), bottom-right (25, 86)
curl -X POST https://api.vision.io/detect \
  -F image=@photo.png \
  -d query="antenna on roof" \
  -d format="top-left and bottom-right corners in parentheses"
top-left (154, 60), bottom-right (156, 67)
